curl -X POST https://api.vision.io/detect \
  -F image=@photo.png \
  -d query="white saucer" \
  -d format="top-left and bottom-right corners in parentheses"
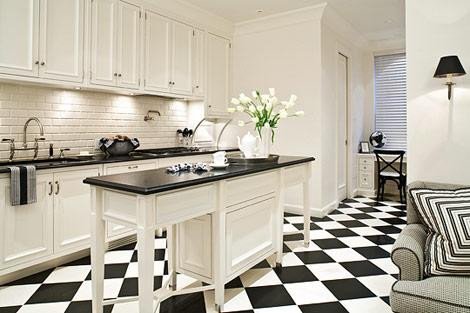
top-left (210, 163), bottom-right (229, 169)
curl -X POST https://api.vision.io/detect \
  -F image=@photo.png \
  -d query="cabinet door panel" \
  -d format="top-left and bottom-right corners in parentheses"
top-left (117, 1), bottom-right (140, 89)
top-left (39, 0), bottom-right (84, 82)
top-left (0, 0), bottom-right (39, 77)
top-left (53, 167), bottom-right (100, 253)
top-left (90, 0), bottom-right (116, 86)
top-left (0, 174), bottom-right (53, 269)
top-left (171, 21), bottom-right (192, 95)
top-left (144, 11), bottom-right (171, 92)
top-left (192, 29), bottom-right (205, 97)
top-left (206, 33), bottom-right (230, 116)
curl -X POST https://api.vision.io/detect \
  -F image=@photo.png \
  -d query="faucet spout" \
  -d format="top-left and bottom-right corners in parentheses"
top-left (23, 117), bottom-right (45, 148)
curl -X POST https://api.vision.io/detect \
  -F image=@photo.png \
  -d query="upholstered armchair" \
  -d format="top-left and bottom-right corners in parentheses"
top-left (390, 181), bottom-right (470, 313)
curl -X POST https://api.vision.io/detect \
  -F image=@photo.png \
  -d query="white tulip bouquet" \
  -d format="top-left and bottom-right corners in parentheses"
top-left (227, 88), bottom-right (304, 142)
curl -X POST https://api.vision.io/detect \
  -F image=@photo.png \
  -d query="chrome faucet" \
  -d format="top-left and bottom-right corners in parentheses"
top-left (23, 117), bottom-right (45, 148)
top-left (1, 138), bottom-right (15, 161)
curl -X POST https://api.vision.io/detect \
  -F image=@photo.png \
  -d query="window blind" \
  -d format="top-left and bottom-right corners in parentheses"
top-left (374, 53), bottom-right (407, 150)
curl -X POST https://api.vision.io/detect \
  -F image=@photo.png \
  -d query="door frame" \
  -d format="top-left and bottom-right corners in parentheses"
top-left (335, 43), bottom-right (353, 201)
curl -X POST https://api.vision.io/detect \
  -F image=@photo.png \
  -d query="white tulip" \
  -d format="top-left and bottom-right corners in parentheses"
top-left (289, 94), bottom-right (298, 103)
top-left (237, 120), bottom-right (245, 127)
top-left (239, 93), bottom-right (251, 104)
top-left (256, 105), bottom-right (264, 111)
top-left (231, 98), bottom-right (240, 105)
top-left (266, 101), bottom-right (273, 110)
top-left (252, 91), bottom-right (258, 99)
top-left (271, 96), bottom-right (279, 105)
top-left (279, 109), bottom-right (288, 118)
top-left (249, 105), bottom-right (256, 113)
top-left (236, 105), bottom-right (245, 112)
top-left (251, 117), bottom-right (259, 123)
top-left (269, 88), bottom-right (276, 96)
top-left (227, 107), bottom-right (236, 113)
top-left (295, 110), bottom-right (305, 116)
top-left (281, 101), bottom-right (292, 108)
top-left (261, 94), bottom-right (270, 103)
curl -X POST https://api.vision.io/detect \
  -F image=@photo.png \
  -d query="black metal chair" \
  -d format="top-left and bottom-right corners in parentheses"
top-left (374, 149), bottom-right (406, 203)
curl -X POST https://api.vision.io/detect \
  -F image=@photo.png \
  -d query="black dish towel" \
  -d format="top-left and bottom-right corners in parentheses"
top-left (8, 165), bottom-right (37, 206)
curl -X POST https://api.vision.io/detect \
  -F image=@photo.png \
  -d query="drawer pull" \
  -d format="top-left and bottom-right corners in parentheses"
top-left (48, 182), bottom-right (53, 196)
top-left (128, 165), bottom-right (139, 170)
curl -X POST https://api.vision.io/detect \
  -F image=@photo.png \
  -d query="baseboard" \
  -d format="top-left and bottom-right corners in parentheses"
top-left (284, 200), bottom-right (338, 218)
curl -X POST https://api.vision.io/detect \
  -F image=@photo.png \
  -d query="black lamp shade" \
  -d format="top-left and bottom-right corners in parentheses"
top-left (434, 55), bottom-right (466, 78)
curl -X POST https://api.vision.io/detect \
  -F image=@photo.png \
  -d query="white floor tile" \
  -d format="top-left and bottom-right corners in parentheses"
top-left (309, 230), bottom-right (334, 240)
top-left (359, 219), bottom-right (390, 227)
top-left (358, 275), bottom-right (396, 297)
top-left (345, 202), bottom-right (370, 208)
top-left (124, 260), bottom-right (165, 277)
top-left (154, 238), bottom-right (167, 249)
top-left (72, 278), bottom-right (123, 301)
top-left (367, 212), bottom-right (395, 219)
top-left (338, 208), bottom-right (364, 214)
top-left (104, 251), bottom-right (134, 264)
top-left (254, 305), bottom-right (303, 313)
top-left (240, 268), bottom-right (282, 287)
top-left (43, 265), bottom-right (91, 284)
top-left (285, 241), bottom-right (320, 253)
top-left (341, 297), bottom-right (392, 313)
top-left (329, 214), bottom-right (355, 221)
top-left (17, 302), bottom-right (69, 313)
top-left (284, 224), bottom-right (300, 233)
top-left (374, 206), bottom-right (400, 212)
top-left (315, 221), bottom-right (346, 230)
top-left (352, 227), bottom-right (385, 236)
top-left (285, 216), bottom-right (306, 224)
top-left (111, 299), bottom-right (159, 313)
top-left (306, 263), bottom-right (354, 281)
top-left (338, 236), bottom-right (375, 248)
top-left (284, 281), bottom-right (337, 305)
top-left (223, 288), bottom-right (253, 312)
top-left (324, 248), bottom-right (367, 262)
top-left (371, 258), bottom-right (399, 275)
top-left (0, 284), bottom-right (40, 306)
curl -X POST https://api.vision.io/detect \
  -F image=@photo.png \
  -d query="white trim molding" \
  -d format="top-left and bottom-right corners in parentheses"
top-left (284, 200), bottom-right (338, 218)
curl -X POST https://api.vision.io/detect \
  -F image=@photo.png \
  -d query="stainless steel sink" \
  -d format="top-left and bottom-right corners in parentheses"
top-left (0, 157), bottom-right (81, 167)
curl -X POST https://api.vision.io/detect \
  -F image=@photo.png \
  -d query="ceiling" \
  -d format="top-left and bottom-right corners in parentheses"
top-left (183, 0), bottom-right (405, 42)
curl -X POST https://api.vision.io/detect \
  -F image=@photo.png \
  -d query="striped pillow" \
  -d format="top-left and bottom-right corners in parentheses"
top-left (410, 188), bottom-right (470, 276)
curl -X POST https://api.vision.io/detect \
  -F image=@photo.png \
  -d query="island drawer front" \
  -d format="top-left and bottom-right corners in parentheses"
top-left (283, 164), bottom-right (308, 187)
top-left (226, 172), bottom-right (277, 207)
top-left (226, 197), bottom-right (275, 278)
top-left (156, 184), bottom-right (216, 225)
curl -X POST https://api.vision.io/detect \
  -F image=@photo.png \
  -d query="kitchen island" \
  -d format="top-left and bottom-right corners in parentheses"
top-left (84, 155), bottom-right (314, 313)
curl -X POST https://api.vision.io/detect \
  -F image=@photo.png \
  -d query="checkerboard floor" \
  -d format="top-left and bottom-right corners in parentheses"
top-left (0, 197), bottom-right (406, 313)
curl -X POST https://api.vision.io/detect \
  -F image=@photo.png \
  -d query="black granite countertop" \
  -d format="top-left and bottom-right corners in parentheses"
top-left (0, 147), bottom-right (238, 174)
top-left (83, 156), bottom-right (315, 195)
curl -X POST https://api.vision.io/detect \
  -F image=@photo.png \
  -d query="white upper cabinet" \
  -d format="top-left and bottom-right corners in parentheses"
top-left (91, 0), bottom-right (117, 86)
top-left (144, 10), bottom-right (171, 93)
top-left (206, 33), bottom-right (230, 116)
top-left (192, 28), bottom-right (205, 98)
top-left (171, 21), bottom-right (193, 95)
top-left (39, 0), bottom-right (84, 82)
top-left (0, 0), bottom-right (39, 77)
top-left (117, 1), bottom-right (141, 89)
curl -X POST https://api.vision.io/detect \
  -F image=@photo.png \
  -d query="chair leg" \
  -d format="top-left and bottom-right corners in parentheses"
top-left (381, 180), bottom-right (385, 201)
top-left (399, 184), bottom-right (403, 203)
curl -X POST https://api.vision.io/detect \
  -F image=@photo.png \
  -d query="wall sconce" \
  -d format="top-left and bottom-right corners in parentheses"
top-left (434, 55), bottom-right (466, 100)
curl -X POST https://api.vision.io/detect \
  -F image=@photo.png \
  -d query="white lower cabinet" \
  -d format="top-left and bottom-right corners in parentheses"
top-left (0, 173), bottom-right (53, 269)
top-left (53, 167), bottom-right (100, 253)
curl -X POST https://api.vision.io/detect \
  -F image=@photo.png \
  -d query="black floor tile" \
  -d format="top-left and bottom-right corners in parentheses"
top-left (293, 223), bottom-right (321, 230)
top-left (374, 225), bottom-right (402, 234)
top-left (118, 277), bottom-right (163, 297)
top-left (295, 251), bottom-right (334, 264)
top-left (160, 292), bottom-right (206, 313)
top-left (65, 301), bottom-right (113, 313)
top-left (245, 285), bottom-right (295, 308)
top-left (327, 229), bottom-right (358, 237)
top-left (364, 235), bottom-right (395, 245)
top-left (274, 265), bottom-right (317, 283)
top-left (26, 282), bottom-right (82, 304)
top-left (4, 269), bottom-right (53, 286)
top-left (323, 279), bottom-right (375, 300)
top-left (354, 246), bottom-right (390, 259)
top-left (251, 259), bottom-right (271, 269)
top-left (225, 277), bottom-right (244, 289)
top-left (348, 213), bottom-right (373, 220)
top-left (338, 220), bottom-right (367, 228)
top-left (284, 233), bottom-right (305, 241)
top-left (300, 302), bottom-right (348, 313)
top-left (0, 306), bottom-right (20, 313)
top-left (381, 218), bottom-right (406, 225)
top-left (313, 238), bottom-right (348, 249)
top-left (341, 261), bottom-right (387, 277)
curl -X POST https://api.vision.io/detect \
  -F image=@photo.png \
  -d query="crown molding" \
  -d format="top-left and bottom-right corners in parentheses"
top-left (234, 3), bottom-right (327, 37)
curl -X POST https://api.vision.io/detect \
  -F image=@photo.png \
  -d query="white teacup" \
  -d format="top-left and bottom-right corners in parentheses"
top-left (213, 151), bottom-right (227, 165)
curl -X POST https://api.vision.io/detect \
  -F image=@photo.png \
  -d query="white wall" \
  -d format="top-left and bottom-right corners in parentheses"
top-left (407, 0), bottom-right (470, 184)
top-left (0, 83), bottom-right (188, 159)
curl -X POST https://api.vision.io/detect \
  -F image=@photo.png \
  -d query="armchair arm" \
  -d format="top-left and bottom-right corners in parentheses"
top-left (391, 223), bottom-right (427, 281)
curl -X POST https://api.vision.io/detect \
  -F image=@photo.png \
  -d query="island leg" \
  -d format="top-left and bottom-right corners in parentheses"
top-left (91, 187), bottom-right (105, 313)
top-left (275, 170), bottom-right (285, 268)
top-left (213, 181), bottom-right (226, 312)
top-left (303, 165), bottom-right (311, 246)
top-left (137, 196), bottom-right (156, 313)
top-left (167, 224), bottom-right (177, 291)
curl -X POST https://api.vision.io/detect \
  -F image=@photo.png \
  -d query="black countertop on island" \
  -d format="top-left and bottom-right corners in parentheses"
top-left (0, 147), bottom-right (238, 174)
top-left (83, 156), bottom-right (315, 195)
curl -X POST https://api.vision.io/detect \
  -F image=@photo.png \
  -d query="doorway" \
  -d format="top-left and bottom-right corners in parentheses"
top-left (337, 52), bottom-right (349, 201)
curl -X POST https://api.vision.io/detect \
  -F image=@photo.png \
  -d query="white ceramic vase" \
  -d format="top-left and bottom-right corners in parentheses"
top-left (257, 125), bottom-right (272, 158)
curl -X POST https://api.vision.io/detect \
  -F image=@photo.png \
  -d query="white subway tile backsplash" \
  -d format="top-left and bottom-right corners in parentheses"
top-left (0, 83), bottom-right (190, 160)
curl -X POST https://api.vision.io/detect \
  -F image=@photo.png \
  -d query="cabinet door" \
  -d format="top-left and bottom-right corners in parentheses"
top-left (53, 167), bottom-right (100, 253)
top-left (171, 21), bottom-right (192, 95)
top-left (90, 0), bottom-right (117, 86)
top-left (192, 28), bottom-right (205, 97)
top-left (206, 33), bottom-right (230, 116)
top-left (0, 173), bottom-right (53, 269)
top-left (0, 0), bottom-right (39, 77)
top-left (116, 1), bottom-right (140, 89)
top-left (39, 0), bottom-right (84, 82)
top-left (144, 11), bottom-right (171, 93)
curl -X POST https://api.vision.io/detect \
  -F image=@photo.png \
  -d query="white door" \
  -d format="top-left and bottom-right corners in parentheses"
top-left (337, 53), bottom-right (348, 201)
top-left (192, 28), bottom-right (205, 97)
top-left (53, 167), bottom-right (100, 253)
top-left (39, 0), bottom-right (84, 82)
top-left (144, 11), bottom-right (171, 93)
top-left (206, 33), bottom-right (230, 116)
top-left (0, 173), bottom-right (53, 269)
top-left (90, 0), bottom-right (117, 86)
top-left (116, 1), bottom-right (140, 89)
top-left (171, 21), bottom-right (193, 95)
top-left (0, 0), bottom-right (39, 77)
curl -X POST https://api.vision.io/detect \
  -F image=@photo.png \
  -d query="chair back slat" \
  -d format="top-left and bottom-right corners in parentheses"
top-left (374, 149), bottom-right (405, 176)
